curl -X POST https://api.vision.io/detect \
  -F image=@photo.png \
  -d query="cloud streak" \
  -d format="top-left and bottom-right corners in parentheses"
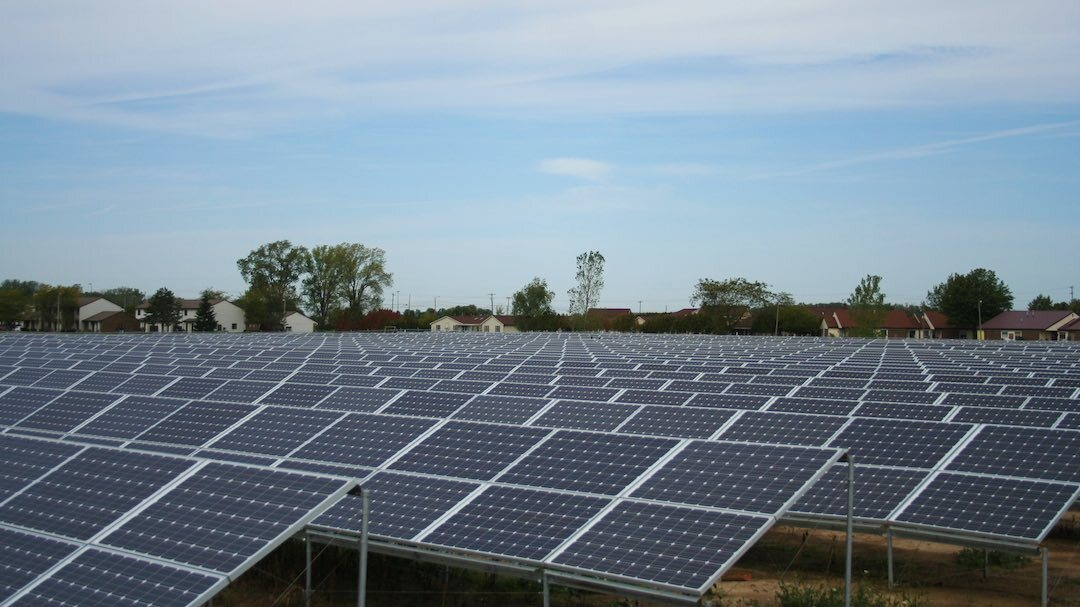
top-left (538, 157), bottom-right (612, 181)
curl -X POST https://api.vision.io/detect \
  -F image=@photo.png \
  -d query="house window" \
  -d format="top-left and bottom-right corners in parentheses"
top-left (908, 330), bottom-right (917, 338)
top-left (495, 326), bottom-right (501, 333)
top-left (483, 326), bottom-right (489, 332)
top-left (232, 323), bottom-right (237, 330)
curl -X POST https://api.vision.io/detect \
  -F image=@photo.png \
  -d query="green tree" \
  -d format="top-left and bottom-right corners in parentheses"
top-left (925, 268), bottom-right (1013, 330)
top-left (237, 240), bottom-right (312, 330)
top-left (98, 287), bottom-right (146, 315)
top-left (1028, 294), bottom-right (1054, 311)
top-left (567, 251), bottom-right (605, 315)
top-left (691, 277), bottom-right (773, 333)
top-left (33, 284), bottom-right (81, 331)
top-left (192, 292), bottom-right (218, 332)
top-left (512, 278), bottom-right (558, 331)
top-left (339, 244), bottom-right (392, 315)
top-left (144, 287), bottom-right (182, 332)
top-left (0, 280), bottom-right (38, 328)
top-left (847, 274), bottom-right (888, 337)
top-left (303, 244), bottom-right (350, 327)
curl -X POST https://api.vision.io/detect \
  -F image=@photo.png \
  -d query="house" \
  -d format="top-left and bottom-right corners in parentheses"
top-left (1059, 317), bottom-right (1080, 341)
top-left (22, 296), bottom-right (129, 332)
top-left (429, 315), bottom-right (518, 333)
top-left (919, 310), bottom-right (970, 339)
top-left (817, 308), bottom-right (930, 339)
top-left (979, 310), bottom-right (1078, 341)
top-left (283, 311), bottom-right (317, 333)
top-left (136, 299), bottom-right (247, 333)
top-left (81, 310), bottom-right (140, 333)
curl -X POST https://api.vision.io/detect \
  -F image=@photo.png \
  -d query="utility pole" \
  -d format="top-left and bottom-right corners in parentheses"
top-left (396, 291), bottom-right (400, 313)
top-left (638, 300), bottom-right (642, 314)
top-left (407, 294), bottom-right (411, 311)
top-left (489, 293), bottom-right (495, 314)
top-left (56, 288), bottom-right (61, 332)
top-left (391, 292), bottom-right (395, 312)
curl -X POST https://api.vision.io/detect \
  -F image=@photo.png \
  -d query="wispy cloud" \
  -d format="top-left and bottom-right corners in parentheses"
top-left (538, 157), bottom-right (612, 181)
top-left (746, 120), bottom-right (1080, 180)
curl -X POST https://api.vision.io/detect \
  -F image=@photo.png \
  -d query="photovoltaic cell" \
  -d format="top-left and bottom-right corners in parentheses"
top-left (156, 377), bottom-right (226, 400)
top-left (315, 387), bottom-right (400, 413)
top-left (314, 471), bottom-right (479, 538)
top-left (422, 485), bottom-right (609, 561)
top-left (30, 370), bottom-right (90, 390)
top-left (767, 397), bottom-right (858, 416)
top-left (207, 407), bottom-right (343, 456)
top-left (944, 426), bottom-right (1080, 483)
top-left (617, 406), bottom-right (735, 439)
top-left (0, 448), bottom-right (195, 540)
top-left (204, 380), bottom-right (276, 404)
top-left (0, 527), bottom-right (78, 602)
top-left (451, 395), bottom-right (551, 424)
top-left (719, 412), bottom-right (847, 447)
top-left (101, 462), bottom-right (349, 574)
top-left (487, 382), bottom-right (553, 398)
top-left (0, 435), bottom-right (82, 502)
top-left (14, 391), bottom-right (122, 433)
top-left (0, 388), bottom-right (61, 426)
top-left (826, 418), bottom-right (972, 468)
top-left (950, 407), bottom-right (1062, 428)
top-left (631, 442), bottom-right (840, 515)
top-left (390, 421), bottom-right (550, 480)
top-left (895, 472), bottom-right (1079, 541)
top-left (615, 389), bottom-right (689, 406)
top-left (852, 402), bottom-right (953, 421)
top-left (553, 501), bottom-right (769, 591)
top-left (259, 383), bottom-right (337, 407)
top-left (15, 548), bottom-right (221, 607)
top-left (111, 374), bottom-right (177, 396)
top-left (685, 393), bottom-right (770, 410)
top-left (499, 431), bottom-right (677, 495)
top-left (790, 465), bottom-right (928, 520)
top-left (292, 413), bottom-right (437, 468)
top-left (547, 386), bottom-right (618, 402)
top-left (381, 390), bottom-right (472, 418)
top-left (134, 400), bottom-right (257, 446)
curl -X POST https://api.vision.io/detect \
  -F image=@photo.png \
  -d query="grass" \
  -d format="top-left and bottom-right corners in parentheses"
top-left (953, 547), bottom-right (1030, 570)
top-left (774, 583), bottom-right (929, 607)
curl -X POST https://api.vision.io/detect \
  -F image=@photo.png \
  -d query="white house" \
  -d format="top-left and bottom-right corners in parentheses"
top-left (136, 299), bottom-right (247, 333)
top-left (283, 311), bottom-right (317, 333)
top-left (430, 315), bottom-right (518, 333)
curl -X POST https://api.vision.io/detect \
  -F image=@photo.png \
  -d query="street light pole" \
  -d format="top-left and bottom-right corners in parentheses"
top-left (977, 299), bottom-right (983, 340)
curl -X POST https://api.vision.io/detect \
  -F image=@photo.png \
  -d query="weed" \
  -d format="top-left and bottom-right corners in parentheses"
top-left (953, 547), bottom-right (1030, 570)
top-left (776, 583), bottom-right (928, 607)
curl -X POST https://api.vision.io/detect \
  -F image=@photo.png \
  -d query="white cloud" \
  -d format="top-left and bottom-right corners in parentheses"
top-left (537, 157), bottom-right (612, 181)
top-left (1, 1), bottom-right (1078, 135)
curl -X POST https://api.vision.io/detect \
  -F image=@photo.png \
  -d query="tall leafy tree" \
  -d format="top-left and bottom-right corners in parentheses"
top-left (0, 280), bottom-right (38, 328)
top-left (1028, 294), bottom-right (1054, 311)
top-left (691, 277), bottom-right (773, 333)
top-left (237, 240), bottom-right (312, 329)
top-left (303, 244), bottom-right (351, 327)
top-left (512, 278), bottom-right (558, 331)
top-left (847, 274), bottom-right (888, 337)
top-left (145, 288), bottom-right (182, 332)
top-left (567, 251), bottom-right (605, 315)
top-left (33, 284), bottom-right (81, 331)
top-left (925, 268), bottom-right (1013, 329)
top-left (192, 291), bottom-right (218, 332)
top-left (339, 244), bottom-right (392, 314)
top-left (100, 287), bottom-right (145, 315)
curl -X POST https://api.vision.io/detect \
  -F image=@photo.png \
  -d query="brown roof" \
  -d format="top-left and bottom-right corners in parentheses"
top-left (81, 311), bottom-right (126, 322)
top-left (921, 310), bottom-right (955, 329)
top-left (815, 308), bottom-right (921, 329)
top-left (491, 315), bottom-right (517, 326)
top-left (78, 296), bottom-right (104, 307)
top-left (670, 308), bottom-right (699, 317)
top-left (450, 315), bottom-right (487, 325)
top-left (1062, 317), bottom-right (1080, 332)
top-left (980, 310), bottom-right (1077, 331)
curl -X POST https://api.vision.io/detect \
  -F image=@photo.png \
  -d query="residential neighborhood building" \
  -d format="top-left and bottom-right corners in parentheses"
top-left (22, 296), bottom-right (136, 332)
top-left (283, 311), bottom-right (317, 333)
top-left (135, 299), bottom-right (247, 333)
top-left (1059, 317), bottom-right (1080, 341)
top-left (430, 315), bottom-right (519, 333)
top-left (979, 310), bottom-right (1079, 341)
top-left (817, 308), bottom-right (949, 339)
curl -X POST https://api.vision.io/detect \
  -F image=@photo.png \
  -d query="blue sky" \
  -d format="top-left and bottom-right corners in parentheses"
top-left (2, 1), bottom-right (1078, 313)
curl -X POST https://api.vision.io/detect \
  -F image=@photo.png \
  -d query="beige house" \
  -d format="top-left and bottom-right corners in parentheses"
top-left (284, 311), bottom-right (317, 333)
top-left (430, 315), bottom-right (518, 333)
top-left (136, 299), bottom-right (248, 333)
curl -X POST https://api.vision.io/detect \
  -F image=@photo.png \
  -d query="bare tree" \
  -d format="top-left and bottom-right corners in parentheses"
top-left (567, 251), bottom-right (605, 315)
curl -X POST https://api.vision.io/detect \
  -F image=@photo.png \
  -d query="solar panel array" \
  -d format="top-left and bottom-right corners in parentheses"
top-left (1, 332), bottom-right (1078, 603)
top-left (0, 433), bottom-right (355, 606)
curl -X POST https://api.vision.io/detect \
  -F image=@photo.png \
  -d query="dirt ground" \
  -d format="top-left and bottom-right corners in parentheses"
top-left (717, 510), bottom-right (1080, 606)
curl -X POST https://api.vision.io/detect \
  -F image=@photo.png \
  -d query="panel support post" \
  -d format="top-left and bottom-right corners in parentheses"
top-left (1041, 546), bottom-right (1049, 607)
top-left (844, 454), bottom-right (854, 607)
top-left (886, 528), bottom-right (894, 588)
top-left (305, 533), bottom-right (313, 607)
top-left (542, 569), bottom-right (550, 607)
top-left (983, 548), bottom-right (989, 579)
top-left (358, 490), bottom-right (370, 607)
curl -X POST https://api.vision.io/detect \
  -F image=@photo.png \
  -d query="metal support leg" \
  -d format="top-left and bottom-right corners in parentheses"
top-left (886, 529), bottom-right (894, 588)
top-left (1041, 547), bottom-right (1049, 607)
top-left (983, 548), bottom-right (989, 579)
top-left (542, 569), bottom-right (550, 607)
top-left (358, 490), bottom-right (369, 607)
top-left (844, 455), bottom-right (854, 607)
top-left (305, 534), bottom-right (312, 607)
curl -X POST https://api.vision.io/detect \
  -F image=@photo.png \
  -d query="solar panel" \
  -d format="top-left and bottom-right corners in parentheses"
top-left (13, 391), bottom-right (122, 433)
top-left (207, 407), bottom-right (343, 456)
top-left (381, 390), bottom-right (472, 417)
top-left (894, 472), bottom-right (1080, 541)
top-left (420, 485), bottom-right (610, 560)
top-left (768, 397), bottom-right (857, 416)
top-left (0, 388), bottom-right (61, 426)
top-left (826, 418), bottom-right (972, 468)
top-left (498, 431), bottom-right (678, 495)
top-left (790, 464), bottom-right (928, 520)
top-left (551, 501), bottom-right (769, 592)
top-left (616, 405), bottom-right (736, 439)
top-left (389, 421), bottom-right (550, 480)
top-left (950, 407), bottom-right (1062, 428)
top-left (631, 442), bottom-right (842, 514)
top-left (259, 383), bottom-right (337, 407)
top-left (156, 377), bottom-right (225, 399)
top-left (205, 380), bottom-right (276, 404)
top-left (134, 400), bottom-right (257, 447)
top-left (0, 527), bottom-right (79, 602)
top-left (685, 393), bottom-right (770, 410)
top-left (852, 402), bottom-right (953, 421)
top-left (944, 426), bottom-right (1080, 483)
top-left (315, 386), bottom-right (400, 413)
top-left (291, 413), bottom-right (437, 467)
top-left (719, 412), bottom-right (847, 446)
top-left (451, 394), bottom-right (551, 424)
top-left (30, 370), bottom-right (90, 390)
top-left (111, 374), bottom-right (177, 396)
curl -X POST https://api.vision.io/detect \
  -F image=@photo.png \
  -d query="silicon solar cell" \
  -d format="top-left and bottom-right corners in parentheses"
top-left (767, 397), bottom-right (858, 416)
top-left (1023, 397), bottom-right (1080, 412)
top-left (0, 448), bottom-right (195, 540)
top-left (1, 368), bottom-right (52, 386)
top-left (207, 407), bottom-right (343, 456)
top-left (940, 393), bottom-right (1024, 408)
top-left (314, 471), bottom-right (479, 538)
top-left (292, 413), bottom-right (437, 467)
top-left (631, 442), bottom-right (842, 514)
top-left (552, 501), bottom-right (769, 591)
top-left (498, 431), bottom-right (677, 495)
top-left (605, 378), bottom-right (667, 390)
top-left (13, 391), bottom-right (122, 433)
top-left (665, 380), bottom-right (730, 394)
top-left (616, 405), bottom-right (736, 439)
top-left (530, 400), bottom-right (638, 432)
top-left (421, 485), bottom-right (610, 561)
top-left (72, 396), bottom-right (189, 439)
top-left (380, 377), bottom-right (438, 390)
top-left (718, 412), bottom-right (847, 446)
top-left (205, 380), bottom-right (276, 403)
top-left (852, 402), bottom-right (953, 421)
top-left (431, 379), bottom-right (492, 394)
top-left (0, 388), bottom-right (61, 425)
top-left (389, 421), bottom-right (550, 480)
top-left (1058, 413), bottom-right (1080, 429)
top-left (0, 436), bottom-right (82, 501)
top-left (111, 374), bottom-right (177, 396)
top-left (790, 465), bottom-right (928, 520)
top-left (615, 389), bottom-right (689, 406)
top-left (864, 389), bottom-right (942, 404)
top-left (950, 407), bottom-right (1062, 427)
top-left (685, 393), bottom-right (770, 410)
top-left (0, 527), bottom-right (79, 602)
top-left (450, 395), bottom-right (551, 424)
top-left (315, 387), bottom-right (400, 413)
top-left (547, 386), bottom-right (618, 402)
top-left (793, 387), bottom-right (866, 400)
top-left (381, 390), bottom-right (472, 417)
top-left (487, 382), bottom-right (553, 398)
top-left (259, 383), bottom-right (337, 407)
top-left (30, 370), bottom-right (89, 390)
top-left (134, 400), bottom-right (257, 446)
top-left (725, 383), bottom-right (793, 397)
top-left (157, 377), bottom-right (225, 399)
top-left (101, 462), bottom-right (350, 573)
top-left (289, 371), bottom-right (339, 384)
top-left (894, 472), bottom-right (1079, 541)
top-left (554, 375), bottom-right (611, 387)
top-left (827, 418), bottom-right (972, 468)
top-left (945, 426), bottom-right (1080, 483)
